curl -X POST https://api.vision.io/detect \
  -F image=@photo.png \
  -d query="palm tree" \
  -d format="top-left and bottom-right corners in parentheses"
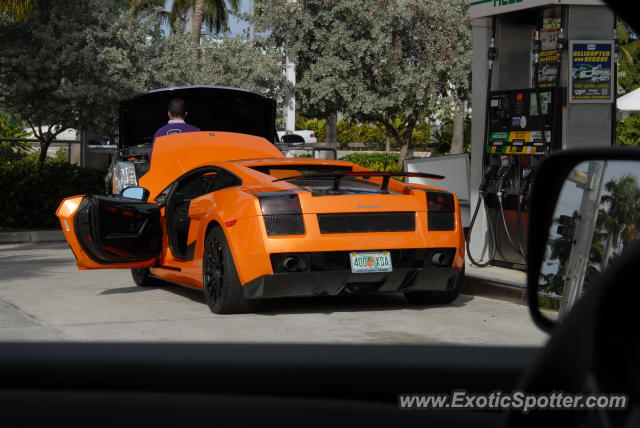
top-left (617, 23), bottom-right (640, 71)
top-left (0, 0), bottom-right (39, 21)
top-left (130, 0), bottom-right (238, 49)
top-left (599, 174), bottom-right (640, 269)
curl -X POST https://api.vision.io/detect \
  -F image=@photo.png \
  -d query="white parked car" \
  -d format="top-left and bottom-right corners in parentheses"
top-left (277, 129), bottom-right (318, 145)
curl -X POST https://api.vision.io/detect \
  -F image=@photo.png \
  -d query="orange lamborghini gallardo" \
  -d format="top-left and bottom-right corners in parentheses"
top-left (57, 86), bottom-right (466, 314)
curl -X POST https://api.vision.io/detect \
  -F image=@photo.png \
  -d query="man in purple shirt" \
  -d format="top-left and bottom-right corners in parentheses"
top-left (151, 98), bottom-right (200, 156)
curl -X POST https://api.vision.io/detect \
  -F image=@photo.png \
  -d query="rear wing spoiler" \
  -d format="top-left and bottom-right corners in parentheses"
top-left (273, 171), bottom-right (445, 193)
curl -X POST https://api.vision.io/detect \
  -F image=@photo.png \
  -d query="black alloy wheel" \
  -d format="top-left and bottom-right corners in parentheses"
top-left (202, 227), bottom-right (255, 314)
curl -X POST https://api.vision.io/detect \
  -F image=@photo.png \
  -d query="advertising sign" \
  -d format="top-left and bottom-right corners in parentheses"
top-left (569, 40), bottom-right (614, 103)
top-left (531, 28), bottom-right (560, 88)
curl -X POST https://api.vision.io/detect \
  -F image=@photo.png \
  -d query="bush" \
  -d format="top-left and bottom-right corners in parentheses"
top-left (0, 157), bottom-right (105, 229)
top-left (617, 113), bottom-right (640, 146)
top-left (337, 121), bottom-right (386, 143)
top-left (296, 116), bottom-right (430, 147)
top-left (0, 112), bottom-right (30, 162)
top-left (296, 117), bottom-right (327, 142)
top-left (340, 152), bottom-right (401, 172)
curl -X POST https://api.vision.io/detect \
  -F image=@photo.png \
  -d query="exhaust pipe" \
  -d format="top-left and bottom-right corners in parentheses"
top-left (432, 252), bottom-right (449, 267)
top-left (282, 256), bottom-right (301, 272)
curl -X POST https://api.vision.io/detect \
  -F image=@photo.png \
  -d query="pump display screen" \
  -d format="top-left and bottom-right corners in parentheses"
top-left (487, 89), bottom-right (558, 155)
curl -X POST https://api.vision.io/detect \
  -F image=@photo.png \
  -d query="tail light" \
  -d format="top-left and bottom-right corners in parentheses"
top-left (310, 132), bottom-right (316, 138)
top-left (257, 192), bottom-right (305, 236)
top-left (426, 191), bottom-right (455, 231)
top-left (259, 193), bottom-right (302, 215)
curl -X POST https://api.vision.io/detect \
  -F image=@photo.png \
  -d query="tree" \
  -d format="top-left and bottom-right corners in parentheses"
top-left (429, 108), bottom-right (472, 155)
top-left (617, 22), bottom-right (640, 94)
top-left (450, 102), bottom-right (466, 154)
top-left (616, 22), bottom-right (640, 146)
top-left (257, 0), bottom-right (471, 161)
top-left (130, 0), bottom-right (239, 61)
top-left (598, 174), bottom-right (640, 269)
top-left (195, 38), bottom-right (292, 101)
top-left (0, 0), bottom-right (38, 21)
top-left (0, 1), bottom-right (196, 165)
top-left (255, 0), bottom-right (355, 145)
top-left (0, 113), bottom-right (30, 162)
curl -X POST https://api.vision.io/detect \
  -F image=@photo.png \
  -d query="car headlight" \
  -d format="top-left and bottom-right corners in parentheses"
top-left (112, 161), bottom-right (137, 195)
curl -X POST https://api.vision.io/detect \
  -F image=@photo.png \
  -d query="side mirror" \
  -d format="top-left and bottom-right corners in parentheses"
top-left (121, 186), bottom-right (150, 201)
top-left (527, 147), bottom-right (640, 333)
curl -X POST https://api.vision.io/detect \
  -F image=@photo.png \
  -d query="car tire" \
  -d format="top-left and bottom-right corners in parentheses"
top-left (403, 269), bottom-right (464, 305)
top-left (131, 268), bottom-right (163, 287)
top-left (202, 227), bottom-right (255, 314)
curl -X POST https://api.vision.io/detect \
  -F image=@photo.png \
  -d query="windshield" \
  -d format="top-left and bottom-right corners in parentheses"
top-left (249, 164), bottom-right (394, 194)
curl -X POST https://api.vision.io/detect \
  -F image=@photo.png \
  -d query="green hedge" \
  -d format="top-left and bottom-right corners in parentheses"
top-left (339, 152), bottom-right (401, 172)
top-left (617, 113), bottom-right (640, 146)
top-left (296, 117), bottom-right (430, 146)
top-left (296, 117), bottom-right (327, 142)
top-left (0, 158), bottom-right (105, 229)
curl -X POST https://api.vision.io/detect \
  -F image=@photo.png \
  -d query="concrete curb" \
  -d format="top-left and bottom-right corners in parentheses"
top-left (0, 230), bottom-right (65, 244)
top-left (462, 276), bottom-right (528, 306)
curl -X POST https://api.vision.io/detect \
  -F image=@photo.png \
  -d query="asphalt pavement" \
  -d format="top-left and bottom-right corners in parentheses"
top-left (0, 242), bottom-right (547, 346)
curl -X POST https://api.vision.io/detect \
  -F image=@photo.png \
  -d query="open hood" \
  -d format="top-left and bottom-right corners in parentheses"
top-left (119, 86), bottom-right (277, 148)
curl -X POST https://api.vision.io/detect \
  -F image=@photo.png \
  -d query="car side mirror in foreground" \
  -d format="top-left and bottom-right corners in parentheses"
top-left (121, 186), bottom-right (150, 201)
top-left (527, 147), bottom-right (640, 333)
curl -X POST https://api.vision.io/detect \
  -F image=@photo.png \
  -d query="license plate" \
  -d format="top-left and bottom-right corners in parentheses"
top-left (349, 251), bottom-right (393, 273)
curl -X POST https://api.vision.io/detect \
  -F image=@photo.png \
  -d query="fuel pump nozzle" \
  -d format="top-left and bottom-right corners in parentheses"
top-left (519, 168), bottom-right (534, 203)
top-left (495, 162), bottom-right (514, 196)
top-left (480, 165), bottom-right (499, 193)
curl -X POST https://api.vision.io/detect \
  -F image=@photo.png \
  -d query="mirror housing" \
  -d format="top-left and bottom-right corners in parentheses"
top-left (121, 186), bottom-right (150, 201)
top-left (527, 147), bottom-right (640, 333)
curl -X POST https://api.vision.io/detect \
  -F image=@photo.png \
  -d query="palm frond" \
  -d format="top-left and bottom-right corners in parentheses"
top-left (0, 0), bottom-right (37, 21)
top-left (620, 46), bottom-right (634, 65)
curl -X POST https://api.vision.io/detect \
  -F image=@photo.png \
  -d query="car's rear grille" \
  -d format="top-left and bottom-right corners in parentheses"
top-left (264, 214), bottom-right (305, 236)
top-left (317, 212), bottom-right (415, 234)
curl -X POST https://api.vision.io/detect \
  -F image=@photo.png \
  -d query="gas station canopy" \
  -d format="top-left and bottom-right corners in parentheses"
top-left (469, 0), bottom-right (606, 19)
top-left (617, 88), bottom-right (640, 112)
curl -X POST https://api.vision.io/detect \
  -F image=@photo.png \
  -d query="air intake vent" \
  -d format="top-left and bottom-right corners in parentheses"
top-left (318, 212), bottom-right (415, 234)
top-left (264, 214), bottom-right (305, 236)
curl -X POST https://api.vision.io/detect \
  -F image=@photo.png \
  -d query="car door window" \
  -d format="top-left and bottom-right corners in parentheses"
top-left (166, 168), bottom-right (241, 260)
top-left (208, 169), bottom-right (242, 193)
top-left (167, 168), bottom-right (219, 259)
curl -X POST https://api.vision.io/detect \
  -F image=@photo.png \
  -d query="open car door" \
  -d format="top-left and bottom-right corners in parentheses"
top-left (56, 194), bottom-right (162, 270)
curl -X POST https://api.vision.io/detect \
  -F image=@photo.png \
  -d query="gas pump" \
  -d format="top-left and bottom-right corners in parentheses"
top-left (483, 86), bottom-right (562, 268)
top-left (469, 8), bottom-right (564, 269)
top-left (467, 1), bottom-right (616, 270)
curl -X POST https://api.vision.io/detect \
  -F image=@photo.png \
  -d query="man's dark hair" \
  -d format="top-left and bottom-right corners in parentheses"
top-left (168, 98), bottom-right (187, 117)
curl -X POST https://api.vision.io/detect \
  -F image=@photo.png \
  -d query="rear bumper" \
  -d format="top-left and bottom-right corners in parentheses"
top-left (242, 267), bottom-right (463, 300)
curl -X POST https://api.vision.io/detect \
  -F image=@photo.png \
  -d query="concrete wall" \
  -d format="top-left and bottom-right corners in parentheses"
top-left (469, 16), bottom-right (493, 263)
top-left (565, 6), bottom-right (615, 149)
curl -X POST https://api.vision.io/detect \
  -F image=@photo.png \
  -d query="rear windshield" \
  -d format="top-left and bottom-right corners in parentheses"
top-left (248, 164), bottom-right (387, 193)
